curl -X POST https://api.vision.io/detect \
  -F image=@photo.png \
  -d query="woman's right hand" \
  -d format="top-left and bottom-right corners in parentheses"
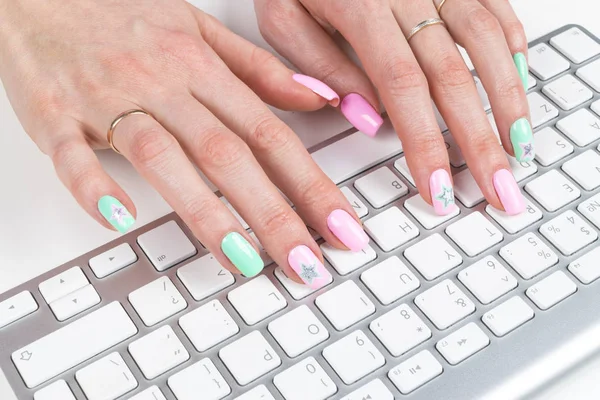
top-left (0, 0), bottom-right (369, 285)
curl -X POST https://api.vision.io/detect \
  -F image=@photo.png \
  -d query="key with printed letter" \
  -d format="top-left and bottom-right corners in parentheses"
top-left (404, 194), bottom-right (460, 229)
top-left (364, 206), bottom-right (420, 252)
top-left (354, 167), bottom-right (408, 208)
top-left (486, 199), bottom-right (543, 234)
top-left (370, 304), bottom-right (432, 356)
top-left (75, 352), bottom-right (137, 400)
top-left (34, 380), bottom-right (75, 400)
top-left (499, 232), bottom-right (558, 279)
top-left (446, 212), bottom-right (503, 257)
top-left (458, 256), bottom-right (518, 304)
top-left (533, 127), bottom-right (574, 166)
top-left (168, 359), bottom-right (230, 400)
top-left (179, 299), bottom-right (239, 352)
top-left (340, 187), bottom-right (369, 218)
top-left (404, 233), bottom-right (462, 280)
top-left (543, 74), bottom-right (593, 110)
top-left (128, 386), bottom-right (166, 400)
top-left (527, 92), bottom-right (560, 128)
top-left (557, 109), bottom-right (600, 147)
top-left (129, 325), bottom-right (190, 379)
top-left (177, 254), bottom-right (235, 301)
top-left (234, 385), bottom-right (275, 400)
top-left (316, 281), bottom-right (375, 330)
top-left (526, 170), bottom-right (581, 212)
top-left (228, 275), bottom-right (287, 325)
top-left (273, 357), bottom-right (337, 400)
top-left (578, 193), bottom-right (600, 229)
top-left (540, 210), bottom-right (597, 255)
top-left (361, 256), bottom-right (420, 305)
top-left (268, 305), bottom-right (329, 358)
top-left (320, 243), bottom-right (377, 275)
top-left (562, 150), bottom-right (600, 190)
top-left (414, 279), bottom-right (475, 330)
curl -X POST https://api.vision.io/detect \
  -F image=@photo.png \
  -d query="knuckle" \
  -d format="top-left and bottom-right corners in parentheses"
top-left (182, 197), bottom-right (220, 229)
top-left (159, 32), bottom-right (208, 67)
top-left (505, 20), bottom-right (527, 51)
top-left (296, 177), bottom-right (336, 210)
top-left (384, 60), bottom-right (428, 96)
top-left (468, 131), bottom-right (501, 156)
top-left (496, 77), bottom-right (524, 101)
top-left (408, 131), bottom-right (445, 158)
top-left (129, 127), bottom-right (176, 167)
top-left (258, 205), bottom-right (297, 236)
top-left (432, 55), bottom-right (473, 92)
top-left (199, 130), bottom-right (248, 170)
top-left (465, 8), bottom-right (502, 37)
top-left (257, 0), bottom-right (294, 39)
top-left (246, 116), bottom-right (293, 154)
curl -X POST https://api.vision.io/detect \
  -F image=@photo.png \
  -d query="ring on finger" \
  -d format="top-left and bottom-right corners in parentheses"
top-left (436, 0), bottom-right (449, 15)
top-left (107, 109), bottom-right (152, 154)
top-left (406, 18), bottom-right (446, 42)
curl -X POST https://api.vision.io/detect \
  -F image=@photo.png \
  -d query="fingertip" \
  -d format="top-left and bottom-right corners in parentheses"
top-left (292, 74), bottom-right (340, 107)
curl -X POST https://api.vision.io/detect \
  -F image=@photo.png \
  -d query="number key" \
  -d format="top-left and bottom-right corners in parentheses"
top-left (499, 233), bottom-right (558, 279)
top-left (273, 357), bottom-right (337, 400)
top-left (540, 210), bottom-right (597, 255)
top-left (370, 304), bottom-right (431, 356)
top-left (414, 279), bottom-right (475, 330)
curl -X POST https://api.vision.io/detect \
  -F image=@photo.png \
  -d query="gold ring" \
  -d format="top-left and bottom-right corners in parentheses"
top-left (107, 109), bottom-right (151, 154)
top-left (436, 0), bottom-right (448, 15)
top-left (406, 18), bottom-right (445, 42)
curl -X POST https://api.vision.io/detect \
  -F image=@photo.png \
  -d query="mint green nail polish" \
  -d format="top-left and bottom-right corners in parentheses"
top-left (514, 52), bottom-right (528, 90)
top-left (98, 195), bottom-right (135, 233)
top-left (510, 118), bottom-right (535, 162)
top-left (221, 232), bottom-right (264, 277)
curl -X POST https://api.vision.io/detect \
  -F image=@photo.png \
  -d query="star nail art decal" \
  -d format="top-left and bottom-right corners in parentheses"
top-left (435, 185), bottom-right (455, 208)
top-left (299, 262), bottom-right (320, 284)
top-left (110, 204), bottom-right (132, 225)
top-left (520, 141), bottom-right (534, 159)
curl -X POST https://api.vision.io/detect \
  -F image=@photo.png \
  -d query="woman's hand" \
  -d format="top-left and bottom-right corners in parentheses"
top-left (255, 0), bottom-right (532, 215)
top-left (0, 0), bottom-right (370, 284)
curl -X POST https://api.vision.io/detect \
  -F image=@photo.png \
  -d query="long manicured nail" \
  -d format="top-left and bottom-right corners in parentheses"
top-left (493, 169), bottom-right (526, 215)
top-left (98, 195), bottom-right (135, 233)
top-left (293, 74), bottom-right (340, 106)
top-left (510, 118), bottom-right (535, 162)
top-left (327, 209), bottom-right (369, 252)
top-left (341, 93), bottom-right (383, 137)
top-left (288, 245), bottom-right (332, 289)
top-left (430, 169), bottom-right (458, 216)
top-left (221, 232), bottom-right (264, 277)
top-left (513, 52), bottom-right (528, 90)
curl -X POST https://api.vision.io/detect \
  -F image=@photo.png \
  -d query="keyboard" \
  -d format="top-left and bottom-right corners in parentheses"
top-left (2, 24), bottom-right (600, 400)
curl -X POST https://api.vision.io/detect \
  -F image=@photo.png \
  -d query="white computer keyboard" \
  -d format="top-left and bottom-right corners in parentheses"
top-left (3, 24), bottom-right (600, 400)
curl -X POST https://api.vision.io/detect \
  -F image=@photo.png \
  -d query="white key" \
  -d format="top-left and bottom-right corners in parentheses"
top-left (527, 271), bottom-right (577, 311)
top-left (273, 357), bottom-right (337, 400)
top-left (128, 386), bottom-right (166, 400)
top-left (249, 232), bottom-right (274, 267)
top-left (228, 275), bottom-right (286, 325)
top-left (274, 267), bottom-right (331, 300)
top-left (543, 74), bottom-right (593, 110)
top-left (34, 380), bottom-right (75, 400)
top-left (129, 276), bottom-right (187, 326)
top-left (0, 291), bottom-right (38, 329)
top-left (405, 233), bottom-right (462, 280)
top-left (168, 359), bottom-right (230, 400)
top-left (458, 256), bottom-right (518, 304)
top-left (577, 59), bottom-right (600, 91)
top-left (179, 299), bottom-right (238, 352)
top-left (320, 243), bottom-right (377, 275)
top-left (486, 199), bottom-right (543, 234)
top-left (533, 127), bottom-right (574, 166)
top-left (12, 302), bottom-right (137, 388)
top-left (89, 243), bottom-right (137, 278)
top-left (129, 325), bottom-right (189, 379)
top-left (354, 167), bottom-right (408, 208)
top-left (551, 27), bottom-right (600, 63)
top-left (578, 192), bottom-right (600, 228)
top-left (322, 330), bottom-right (385, 384)
top-left (436, 322), bottom-right (490, 365)
top-left (525, 170), bottom-right (581, 212)
top-left (529, 43), bottom-right (570, 80)
top-left (388, 350), bottom-right (443, 394)
top-left (341, 379), bottom-right (394, 400)
top-left (39, 266), bottom-right (88, 304)
top-left (527, 92), bottom-right (560, 128)
top-left (405, 194), bottom-right (460, 230)
top-left (177, 254), bottom-right (235, 301)
top-left (268, 305), bottom-right (329, 357)
top-left (453, 169), bottom-right (484, 207)
top-left (563, 150), bottom-right (600, 190)
top-left (234, 385), bottom-right (275, 400)
top-left (219, 331), bottom-right (281, 385)
top-left (316, 281), bottom-right (375, 330)
top-left (76, 352), bottom-right (137, 400)
top-left (540, 210), bottom-right (597, 255)
top-left (444, 134), bottom-right (466, 168)
top-left (340, 186), bottom-right (369, 218)
top-left (509, 157), bottom-right (538, 182)
top-left (499, 232), bottom-right (558, 279)
top-left (221, 197), bottom-right (249, 230)
top-left (393, 157), bottom-right (416, 186)
top-left (593, 100), bottom-right (600, 117)
top-left (446, 212), bottom-right (503, 257)
top-left (568, 246), bottom-right (600, 284)
top-left (50, 284), bottom-right (100, 321)
top-left (361, 256), bottom-right (420, 305)
top-left (528, 74), bottom-right (538, 91)
top-left (556, 109), bottom-right (600, 147)
top-left (370, 304), bottom-right (431, 356)
top-left (137, 221), bottom-right (197, 271)
top-left (482, 296), bottom-right (534, 337)
top-left (474, 76), bottom-right (492, 111)
top-left (414, 279), bottom-right (475, 330)
top-left (363, 207), bottom-right (419, 252)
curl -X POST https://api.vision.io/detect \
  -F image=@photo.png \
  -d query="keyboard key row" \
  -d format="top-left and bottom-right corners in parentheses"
top-left (499, 232), bottom-right (558, 279)
top-left (540, 210), bottom-right (597, 255)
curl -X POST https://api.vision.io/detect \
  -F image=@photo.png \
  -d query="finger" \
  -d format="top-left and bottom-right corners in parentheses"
top-left (254, 0), bottom-right (383, 136)
top-left (187, 4), bottom-right (338, 111)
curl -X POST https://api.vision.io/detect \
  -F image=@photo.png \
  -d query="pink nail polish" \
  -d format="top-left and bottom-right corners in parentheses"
top-left (292, 74), bottom-right (340, 106)
top-left (288, 245), bottom-right (332, 289)
top-left (340, 93), bottom-right (383, 137)
top-left (327, 209), bottom-right (370, 251)
top-left (430, 169), bottom-right (458, 216)
top-left (493, 169), bottom-right (526, 215)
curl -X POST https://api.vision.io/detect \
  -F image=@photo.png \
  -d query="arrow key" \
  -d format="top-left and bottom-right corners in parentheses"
top-left (436, 322), bottom-right (490, 365)
top-left (89, 243), bottom-right (138, 278)
top-left (0, 291), bottom-right (38, 329)
top-left (50, 284), bottom-right (100, 321)
top-left (39, 267), bottom-right (88, 304)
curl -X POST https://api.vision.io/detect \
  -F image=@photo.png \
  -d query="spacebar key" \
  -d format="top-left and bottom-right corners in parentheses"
top-left (12, 302), bottom-right (137, 388)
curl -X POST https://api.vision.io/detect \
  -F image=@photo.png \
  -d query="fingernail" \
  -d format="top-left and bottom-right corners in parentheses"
top-left (493, 169), bottom-right (526, 215)
top-left (221, 232), bottom-right (264, 277)
top-left (293, 74), bottom-right (340, 107)
top-left (510, 118), bottom-right (535, 162)
top-left (513, 52), bottom-right (528, 90)
top-left (430, 169), bottom-right (458, 216)
top-left (98, 195), bottom-right (135, 233)
top-left (288, 245), bottom-right (332, 289)
top-left (327, 209), bottom-right (369, 252)
top-left (341, 93), bottom-right (383, 137)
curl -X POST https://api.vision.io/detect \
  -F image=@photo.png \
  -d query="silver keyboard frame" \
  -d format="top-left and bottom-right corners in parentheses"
top-left (2, 24), bottom-right (600, 400)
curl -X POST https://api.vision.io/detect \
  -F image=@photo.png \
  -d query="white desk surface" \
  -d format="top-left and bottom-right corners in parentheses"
top-left (1, 1), bottom-right (599, 398)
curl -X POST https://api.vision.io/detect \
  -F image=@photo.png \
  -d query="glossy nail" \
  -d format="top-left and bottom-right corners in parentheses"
top-left (513, 52), bottom-right (529, 90)
top-left (327, 209), bottom-right (369, 251)
top-left (288, 245), bottom-right (332, 289)
top-left (341, 93), bottom-right (383, 137)
top-left (429, 169), bottom-right (458, 216)
top-left (510, 118), bottom-right (535, 162)
top-left (98, 195), bottom-right (135, 233)
top-left (493, 169), bottom-right (526, 215)
top-left (293, 74), bottom-right (340, 106)
top-left (221, 232), bottom-right (264, 277)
